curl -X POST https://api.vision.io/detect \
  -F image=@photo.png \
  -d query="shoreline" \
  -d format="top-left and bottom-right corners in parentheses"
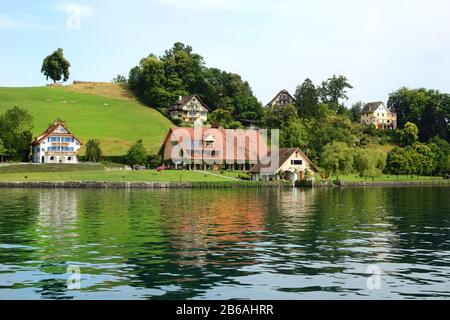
top-left (0, 180), bottom-right (448, 189)
top-left (0, 181), bottom-right (289, 189)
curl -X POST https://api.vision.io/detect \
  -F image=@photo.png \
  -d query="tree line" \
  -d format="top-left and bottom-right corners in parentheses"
top-left (319, 123), bottom-right (449, 180)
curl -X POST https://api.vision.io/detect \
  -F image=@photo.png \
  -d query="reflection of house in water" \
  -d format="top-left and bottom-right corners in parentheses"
top-left (38, 189), bottom-right (79, 234)
top-left (160, 191), bottom-right (266, 268)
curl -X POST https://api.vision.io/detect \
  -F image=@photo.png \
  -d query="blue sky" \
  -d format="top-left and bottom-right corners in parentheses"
top-left (1, 0), bottom-right (449, 105)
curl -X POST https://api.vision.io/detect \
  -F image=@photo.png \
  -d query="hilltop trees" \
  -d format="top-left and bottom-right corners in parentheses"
top-left (0, 107), bottom-right (33, 161)
top-left (318, 75), bottom-right (353, 111)
top-left (41, 48), bottom-right (71, 84)
top-left (294, 79), bottom-right (319, 118)
top-left (128, 43), bottom-right (264, 125)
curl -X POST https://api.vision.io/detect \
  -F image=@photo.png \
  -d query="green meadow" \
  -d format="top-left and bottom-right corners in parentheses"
top-left (0, 169), bottom-right (235, 182)
top-left (0, 86), bottom-right (173, 156)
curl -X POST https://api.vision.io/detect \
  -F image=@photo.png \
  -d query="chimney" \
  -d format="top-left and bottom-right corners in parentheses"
top-left (179, 95), bottom-right (183, 101)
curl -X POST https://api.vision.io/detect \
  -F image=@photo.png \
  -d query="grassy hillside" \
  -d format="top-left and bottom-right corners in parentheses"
top-left (0, 85), bottom-right (173, 156)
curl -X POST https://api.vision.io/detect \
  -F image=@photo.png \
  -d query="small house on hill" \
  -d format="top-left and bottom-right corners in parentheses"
top-left (169, 95), bottom-right (210, 126)
top-left (32, 121), bottom-right (82, 164)
top-left (250, 148), bottom-right (316, 182)
top-left (361, 102), bottom-right (397, 129)
top-left (266, 90), bottom-right (296, 108)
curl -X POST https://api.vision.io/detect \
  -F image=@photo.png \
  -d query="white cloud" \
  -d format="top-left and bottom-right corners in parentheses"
top-left (59, 3), bottom-right (94, 30)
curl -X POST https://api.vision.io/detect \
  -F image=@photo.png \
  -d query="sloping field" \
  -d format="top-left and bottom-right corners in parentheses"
top-left (0, 86), bottom-right (173, 156)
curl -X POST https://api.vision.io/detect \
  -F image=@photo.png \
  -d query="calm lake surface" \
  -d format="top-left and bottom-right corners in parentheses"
top-left (0, 187), bottom-right (449, 300)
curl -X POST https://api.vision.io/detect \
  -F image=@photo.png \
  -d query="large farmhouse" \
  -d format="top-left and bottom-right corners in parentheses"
top-left (169, 95), bottom-right (210, 126)
top-left (250, 148), bottom-right (316, 182)
top-left (266, 89), bottom-right (296, 108)
top-left (160, 127), bottom-right (268, 171)
top-left (361, 102), bottom-right (397, 129)
top-left (32, 121), bottom-right (82, 164)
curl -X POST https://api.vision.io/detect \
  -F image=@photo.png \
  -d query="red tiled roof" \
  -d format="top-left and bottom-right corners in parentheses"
top-left (161, 127), bottom-right (268, 162)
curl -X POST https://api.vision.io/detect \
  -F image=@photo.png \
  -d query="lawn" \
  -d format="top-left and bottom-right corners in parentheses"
top-left (0, 169), bottom-right (236, 182)
top-left (0, 86), bottom-right (173, 156)
top-left (0, 163), bottom-right (116, 173)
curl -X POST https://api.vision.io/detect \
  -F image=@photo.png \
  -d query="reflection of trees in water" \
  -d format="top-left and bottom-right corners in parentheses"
top-left (387, 187), bottom-right (450, 262)
top-left (262, 188), bottom-right (399, 272)
top-left (2, 187), bottom-right (449, 299)
top-left (0, 189), bottom-right (40, 265)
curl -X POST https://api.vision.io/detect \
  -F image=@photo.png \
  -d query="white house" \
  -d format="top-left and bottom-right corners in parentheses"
top-left (361, 102), bottom-right (397, 129)
top-left (250, 148), bottom-right (316, 182)
top-left (32, 121), bottom-right (82, 164)
top-left (169, 95), bottom-right (210, 126)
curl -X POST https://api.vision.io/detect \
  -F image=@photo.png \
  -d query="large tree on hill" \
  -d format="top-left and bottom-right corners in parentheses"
top-left (41, 48), bottom-right (71, 83)
top-left (319, 75), bottom-right (353, 110)
top-left (294, 79), bottom-right (319, 118)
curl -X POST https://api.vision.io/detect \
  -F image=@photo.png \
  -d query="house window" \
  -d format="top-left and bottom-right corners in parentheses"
top-left (205, 141), bottom-right (214, 147)
top-left (171, 141), bottom-right (179, 146)
top-left (291, 160), bottom-right (303, 165)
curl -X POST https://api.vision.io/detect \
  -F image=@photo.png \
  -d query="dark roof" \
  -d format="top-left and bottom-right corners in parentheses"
top-left (250, 148), bottom-right (316, 173)
top-left (361, 102), bottom-right (385, 114)
top-left (169, 95), bottom-right (211, 111)
top-left (266, 89), bottom-right (296, 107)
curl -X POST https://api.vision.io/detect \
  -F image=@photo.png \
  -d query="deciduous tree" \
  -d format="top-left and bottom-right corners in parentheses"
top-left (41, 48), bottom-right (71, 83)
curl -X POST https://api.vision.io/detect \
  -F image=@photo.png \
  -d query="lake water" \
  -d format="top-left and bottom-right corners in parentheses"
top-left (0, 187), bottom-right (449, 300)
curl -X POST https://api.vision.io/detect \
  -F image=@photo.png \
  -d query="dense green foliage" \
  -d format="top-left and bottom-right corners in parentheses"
top-left (353, 148), bottom-right (386, 181)
top-left (321, 142), bottom-right (354, 179)
top-left (128, 43), bottom-right (264, 126)
top-left (399, 122), bottom-right (419, 147)
top-left (388, 87), bottom-right (449, 141)
top-left (85, 139), bottom-right (103, 162)
top-left (0, 107), bottom-right (33, 161)
top-left (126, 139), bottom-right (148, 166)
top-left (41, 48), bottom-right (71, 84)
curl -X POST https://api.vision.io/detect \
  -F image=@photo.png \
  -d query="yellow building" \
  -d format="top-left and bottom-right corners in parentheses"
top-left (361, 102), bottom-right (397, 129)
